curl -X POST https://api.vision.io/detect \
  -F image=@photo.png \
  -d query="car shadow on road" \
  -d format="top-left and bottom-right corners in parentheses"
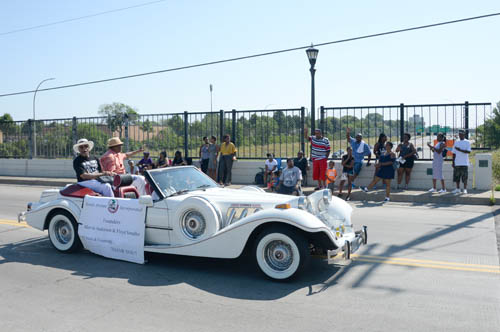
top-left (0, 236), bottom-right (343, 301)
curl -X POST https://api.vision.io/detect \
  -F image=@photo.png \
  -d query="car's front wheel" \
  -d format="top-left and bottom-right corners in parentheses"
top-left (48, 210), bottom-right (82, 253)
top-left (254, 226), bottom-right (309, 280)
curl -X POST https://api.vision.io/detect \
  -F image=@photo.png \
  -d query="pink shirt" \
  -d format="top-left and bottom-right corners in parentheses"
top-left (100, 150), bottom-right (127, 174)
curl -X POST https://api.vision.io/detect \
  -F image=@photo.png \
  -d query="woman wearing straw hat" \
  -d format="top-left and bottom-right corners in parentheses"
top-left (73, 138), bottom-right (115, 197)
top-left (100, 137), bottom-right (147, 195)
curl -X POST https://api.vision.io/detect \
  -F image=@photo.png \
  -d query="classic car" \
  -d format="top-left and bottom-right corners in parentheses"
top-left (19, 166), bottom-right (367, 280)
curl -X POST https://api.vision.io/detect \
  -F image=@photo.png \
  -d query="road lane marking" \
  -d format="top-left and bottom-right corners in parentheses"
top-left (354, 257), bottom-right (500, 274)
top-left (0, 219), bottom-right (30, 228)
top-left (316, 254), bottom-right (500, 274)
top-left (355, 254), bottom-right (500, 269)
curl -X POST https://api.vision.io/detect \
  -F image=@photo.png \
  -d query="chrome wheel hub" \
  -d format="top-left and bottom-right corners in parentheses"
top-left (264, 240), bottom-right (293, 271)
top-left (181, 210), bottom-right (206, 239)
top-left (55, 220), bottom-right (72, 244)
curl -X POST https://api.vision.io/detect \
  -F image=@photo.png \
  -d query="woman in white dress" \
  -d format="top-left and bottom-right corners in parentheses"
top-left (427, 133), bottom-right (447, 192)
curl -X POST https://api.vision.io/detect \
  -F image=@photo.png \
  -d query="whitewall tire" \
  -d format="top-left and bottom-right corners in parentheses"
top-left (254, 226), bottom-right (309, 280)
top-left (48, 211), bottom-right (82, 253)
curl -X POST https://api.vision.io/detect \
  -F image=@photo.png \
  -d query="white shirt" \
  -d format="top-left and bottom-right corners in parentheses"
top-left (452, 139), bottom-right (471, 166)
top-left (265, 159), bottom-right (278, 172)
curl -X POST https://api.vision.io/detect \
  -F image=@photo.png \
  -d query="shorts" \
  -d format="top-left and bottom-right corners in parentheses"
top-left (312, 159), bottom-right (327, 181)
top-left (353, 162), bottom-right (363, 175)
top-left (400, 158), bottom-right (414, 169)
top-left (453, 166), bottom-right (468, 183)
top-left (340, 172), bottom-right (352, 181)
top-left (327, 182), bottom-right (335, 191)
top-left (278, 185), bottom-right (298, 195)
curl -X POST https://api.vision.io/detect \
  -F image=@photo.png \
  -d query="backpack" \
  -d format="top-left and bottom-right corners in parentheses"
top-left (254, 171), bottom-right (264, 185)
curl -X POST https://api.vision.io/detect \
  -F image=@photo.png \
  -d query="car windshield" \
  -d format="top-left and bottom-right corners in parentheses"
top-left (148, 167), bottom-right (218, 198)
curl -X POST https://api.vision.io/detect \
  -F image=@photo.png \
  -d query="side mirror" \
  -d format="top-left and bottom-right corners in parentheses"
top-left (138, 195), bottom-right (153, 207)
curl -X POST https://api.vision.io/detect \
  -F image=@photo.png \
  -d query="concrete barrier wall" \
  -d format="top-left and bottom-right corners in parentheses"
top-left (0, 157), bottom-right (489, 190)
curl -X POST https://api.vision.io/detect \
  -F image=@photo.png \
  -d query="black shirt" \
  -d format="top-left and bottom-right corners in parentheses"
top-left (293, 157), bottom-right (308, 175)
top-left (73, 155), bottom-right (102, 182)
top-left (342, 155), bottom-right (354, 173)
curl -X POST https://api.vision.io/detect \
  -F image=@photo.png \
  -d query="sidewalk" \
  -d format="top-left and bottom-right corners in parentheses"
top-left (0, 176), bottom-right (498, 206)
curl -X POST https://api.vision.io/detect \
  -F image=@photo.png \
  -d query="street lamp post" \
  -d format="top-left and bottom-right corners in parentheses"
top-left (210, 84), bottom-right (213, 113)
top-left (306, 46), bottom-right (319, 134)
top-left (32, 77), bottom-right (55, 158)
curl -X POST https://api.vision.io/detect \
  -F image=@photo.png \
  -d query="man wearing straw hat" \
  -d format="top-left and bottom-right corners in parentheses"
top-left (100, 137), bottom-right (147, 195)
top-left (73, 138), bottom-right (115, 197)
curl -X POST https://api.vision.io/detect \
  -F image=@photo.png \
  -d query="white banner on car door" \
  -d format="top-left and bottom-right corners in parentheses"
top-left (78, 196), bottom-right (146, 264)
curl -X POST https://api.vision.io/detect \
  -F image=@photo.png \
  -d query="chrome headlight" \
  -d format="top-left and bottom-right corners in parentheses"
top-left (317, 189), bottom-right (332, 212)
top-left (298, 196), bottom-right (306, 210)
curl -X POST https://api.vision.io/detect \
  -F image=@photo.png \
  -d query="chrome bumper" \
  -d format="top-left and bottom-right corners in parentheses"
top-left (328, 226), bottom-right (367, 265)
top-left (18, 211), bottom-right (26, 223)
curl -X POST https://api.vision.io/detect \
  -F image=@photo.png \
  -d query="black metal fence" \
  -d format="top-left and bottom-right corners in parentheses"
top-left (0, 102), bottom-right (492, 160)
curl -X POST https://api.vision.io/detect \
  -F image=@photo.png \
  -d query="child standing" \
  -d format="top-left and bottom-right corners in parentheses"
top-left (326, 160), bottom-right (337, 194)
top-left (338, 147), bottom-right (355, 200)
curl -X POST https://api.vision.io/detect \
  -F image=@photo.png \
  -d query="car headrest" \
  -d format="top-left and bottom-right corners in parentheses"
top-left (113, 174), bottom-right (134, 187)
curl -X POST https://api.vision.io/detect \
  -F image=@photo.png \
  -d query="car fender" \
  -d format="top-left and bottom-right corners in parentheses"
top-left (25, 198), bottom-right (82, 231)
top-left (145, 208), bottom-right (339, 259)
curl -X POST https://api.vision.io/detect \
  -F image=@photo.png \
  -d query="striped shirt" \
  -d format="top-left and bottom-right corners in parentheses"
top-left (308, 136), bottom-right (330, 161)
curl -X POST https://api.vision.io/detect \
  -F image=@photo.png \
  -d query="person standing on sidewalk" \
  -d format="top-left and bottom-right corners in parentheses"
top-left (427, 133), bottom-right (447, 192)
top-left (362, 141), bottom-right (396, 202)
top-left (199, 137), bottom-right (210, 174)
top-left (346, 127), bottom-right (371, 188)
top-left (304, 128), bottom-right (330, 190)
top-left (338, 147), bottom-right (355, 200)
top-left (451, 130), bottom-right (471, 194)
top-left (396, 133), bottom-right (417, 190)
top-left (207, 136), bottom-right (219, 181)
top-left (218, 134), bottom-right (237, 186)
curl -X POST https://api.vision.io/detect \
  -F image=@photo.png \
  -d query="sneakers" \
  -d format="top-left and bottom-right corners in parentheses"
top-left (463, 189), bottom-right (468, 194)
top-left (452, 188), bottom-right (461, 194)
top-left (361, 187), bottom-right (369, 193)
top-left (346, 196), bottom-right (351, 201)
top-left (438, 189), bottom-right (447, 193)
top-left (428, 188), bottom-right (436, 193)
top-left (384, 197), bottom-right (390, 202)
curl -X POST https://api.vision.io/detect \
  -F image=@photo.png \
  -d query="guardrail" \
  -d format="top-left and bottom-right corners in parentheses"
top-left (0, 102), bottom-right (492, 160)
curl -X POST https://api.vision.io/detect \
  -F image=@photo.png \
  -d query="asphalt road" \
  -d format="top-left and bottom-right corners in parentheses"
top-left (1, 184), bottom-right (499, 332)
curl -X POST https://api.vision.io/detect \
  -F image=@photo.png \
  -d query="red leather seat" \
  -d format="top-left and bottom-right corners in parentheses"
top-left (115, 186), bottom-right (140, 199)
top-left (60, 184), bottom-right (100, 198)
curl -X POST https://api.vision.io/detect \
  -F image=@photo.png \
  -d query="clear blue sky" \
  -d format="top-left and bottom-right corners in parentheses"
top-left (1, 0), bottom-right (499, 121)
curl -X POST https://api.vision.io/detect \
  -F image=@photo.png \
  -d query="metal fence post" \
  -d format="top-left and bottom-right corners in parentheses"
top-left (219, 110), bottom-right (224, 141)
top-left (231, 109), bottom-right (236, 145)
top-left (320, 106), bottom-right (325, 134)
top-left (464, 101), bottom-right (469, 139)
top-left (72, 116), bottom-right (77, 146)
top-left (124, 114), bottom-right (129, 151)
top-left (300, 106), bottom-right (305, 153)
top-left (399, 103), bottom-right (405, 142)
top-left (183, 111), bottom-right (189, 158)
top-left (28, 119), bottom-right (33, 159)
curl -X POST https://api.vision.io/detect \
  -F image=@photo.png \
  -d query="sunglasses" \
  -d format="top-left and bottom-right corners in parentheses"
top-left (78, 145), bottom-right (89, 149)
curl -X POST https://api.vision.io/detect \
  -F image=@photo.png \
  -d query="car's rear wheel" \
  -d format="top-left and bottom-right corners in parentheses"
top-left (48, 210), bottom-right (82, 253)
top-left (254, 226), bottom-right (309, 280)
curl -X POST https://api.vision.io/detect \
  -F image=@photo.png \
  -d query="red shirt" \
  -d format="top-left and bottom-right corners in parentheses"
top-left (100, 150), bottom-right (127, 174)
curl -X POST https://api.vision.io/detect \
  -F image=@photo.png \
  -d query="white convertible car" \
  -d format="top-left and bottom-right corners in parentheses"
top-left (20, 166), bottom-right (367, 280)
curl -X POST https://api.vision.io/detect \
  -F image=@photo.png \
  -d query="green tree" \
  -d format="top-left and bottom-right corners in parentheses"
top-left (0, 113), bottom-right (15, 135)
top-left (477, 101), bottom-right (500, 148)
top-left (98, 103), bottom-right (139, 138)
